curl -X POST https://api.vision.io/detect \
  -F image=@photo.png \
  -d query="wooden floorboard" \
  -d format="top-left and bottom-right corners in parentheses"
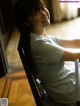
top-left (9, 93), bottom-right (35, 106)
top-left (2, 78), bottom-right (12, 98)
top-left (0, 71), bottom-right (36, 106)
top-left (0, 76), bottom-right (7, 97)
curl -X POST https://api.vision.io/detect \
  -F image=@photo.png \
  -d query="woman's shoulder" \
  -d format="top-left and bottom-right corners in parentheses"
top-left (45, 33), bottom-right (61, 44)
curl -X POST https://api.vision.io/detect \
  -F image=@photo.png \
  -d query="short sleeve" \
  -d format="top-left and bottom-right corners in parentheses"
top-left (38, 39), bottom-right (64, 64)
top-left (50, 36), bottom-right (61, 45)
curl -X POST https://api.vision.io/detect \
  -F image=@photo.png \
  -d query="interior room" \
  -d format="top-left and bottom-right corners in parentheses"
top-left (0, 0), bottom-right (80, 106)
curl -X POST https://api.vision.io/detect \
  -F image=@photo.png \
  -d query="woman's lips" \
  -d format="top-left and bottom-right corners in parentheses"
top-left (42, 17), bottom-right (49, 23)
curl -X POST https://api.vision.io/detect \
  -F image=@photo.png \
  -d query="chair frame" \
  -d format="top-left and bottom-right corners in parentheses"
top-left (18, 35), bottom-right (44, 106)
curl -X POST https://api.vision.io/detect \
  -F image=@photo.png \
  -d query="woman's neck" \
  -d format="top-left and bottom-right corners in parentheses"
top-left (32, 28), bottom-right (45, 36)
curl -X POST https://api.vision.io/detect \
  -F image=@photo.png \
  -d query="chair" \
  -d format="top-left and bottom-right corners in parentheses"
top-left (18, 35), bottom-right (46, 106)
top-left (18, 35), bottom-right (80, 106)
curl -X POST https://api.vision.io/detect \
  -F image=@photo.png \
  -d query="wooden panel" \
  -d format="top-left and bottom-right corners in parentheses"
top-left (2, 78), bottom-right (12, 98)
top-left (1, 71), bottom-right (35, 106)
top-left (0, 27), bottom-right (8, 77)
top-left (0, 77), bottom-right (6, 97)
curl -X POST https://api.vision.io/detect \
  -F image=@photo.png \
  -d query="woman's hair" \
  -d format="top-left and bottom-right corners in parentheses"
top-left (14, 0), bottom-right (44, 74)
top-left (14, 0), bottom-right (44, 33)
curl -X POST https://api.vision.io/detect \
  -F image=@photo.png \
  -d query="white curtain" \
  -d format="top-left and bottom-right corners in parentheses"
top-left (51, 0), bottom-right (79, 22)
top-left (60, 2), bottom-right (78, 19)
top-left (51, 0), bottom-right (64, 22)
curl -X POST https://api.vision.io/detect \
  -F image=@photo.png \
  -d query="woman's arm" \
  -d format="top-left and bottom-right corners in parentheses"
top-left (60, 39), bottom-right (80, 61)
top-left (61, 48), bottom-right (80, 61)
top-left (60, 39), bottom-right (80, 48)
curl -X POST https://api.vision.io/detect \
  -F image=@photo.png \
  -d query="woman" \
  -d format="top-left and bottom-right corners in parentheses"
top-left (14, 0), bottom-right (80, 105)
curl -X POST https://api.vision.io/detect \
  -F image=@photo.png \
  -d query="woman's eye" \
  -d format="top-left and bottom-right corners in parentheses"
top-left (33, 11), bottom-right (39, 16)
top-left (33, 6), bottom-right (46, 16)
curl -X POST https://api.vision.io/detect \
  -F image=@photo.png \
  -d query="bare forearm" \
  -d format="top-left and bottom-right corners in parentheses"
top-left (72, 39), bottom-right (80, 48)
top-left (60, 39), bottom-right (80, 48)
top-left (61, 48), bottom-right (80, 61)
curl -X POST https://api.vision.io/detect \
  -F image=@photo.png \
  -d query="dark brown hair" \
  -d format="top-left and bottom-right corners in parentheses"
top-left (14, 0), bottom-right (44, 74)
top-left (14, 0), bottom-right (44, 33)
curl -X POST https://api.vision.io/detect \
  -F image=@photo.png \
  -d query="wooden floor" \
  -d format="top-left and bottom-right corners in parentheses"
top-left (0, 71), bottom-right (35, 106)
top-left (46, 17), bottom-right (80, 39)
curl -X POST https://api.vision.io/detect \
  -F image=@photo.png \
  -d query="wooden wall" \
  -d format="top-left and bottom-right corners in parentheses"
top-left (0, 0), bottom-right (14, 49)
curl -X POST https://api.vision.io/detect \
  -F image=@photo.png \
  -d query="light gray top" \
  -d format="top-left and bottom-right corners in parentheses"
top-left (30, 32), bottom-right (78, 104)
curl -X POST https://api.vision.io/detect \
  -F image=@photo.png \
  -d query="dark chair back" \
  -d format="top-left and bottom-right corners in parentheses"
top-left (18, 35), bottom-right (44, 106)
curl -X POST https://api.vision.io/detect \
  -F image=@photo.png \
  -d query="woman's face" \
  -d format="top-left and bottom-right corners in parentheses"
top-left (29, 4), bottom-right (50, 33)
